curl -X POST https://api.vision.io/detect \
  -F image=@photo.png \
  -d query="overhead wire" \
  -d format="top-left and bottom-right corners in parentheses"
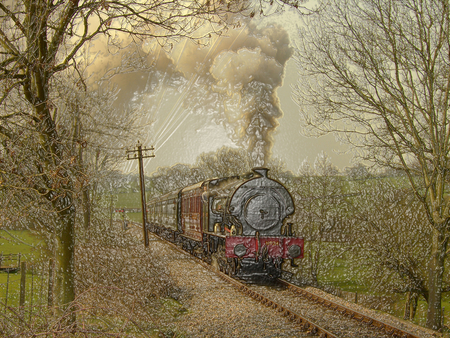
top-left (150, 24), bottom-right (248, 158)
top-left (150, 39), bottom-right (190, 143)
top-left (129, 23), bottom-right (249, 172)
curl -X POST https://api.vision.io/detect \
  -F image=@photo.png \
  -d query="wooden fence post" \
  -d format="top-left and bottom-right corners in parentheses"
top-left (4, 269), bottom-right (9, 311)
top-left (39, 263), bottom-right (45, 307)
top-left (29, 268), bottom-right (34, 323)
top-left (19, 261), bottom-right (26, 317)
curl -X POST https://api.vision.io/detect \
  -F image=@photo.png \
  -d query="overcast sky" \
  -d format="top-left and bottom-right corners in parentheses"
top-left (114, 7), bottom-right (354, 176)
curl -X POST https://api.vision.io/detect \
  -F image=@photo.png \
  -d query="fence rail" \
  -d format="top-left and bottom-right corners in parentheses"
top-left (1, 258), bottom-right (55, 324)
top-left (0, 252), bottom-right (21, 272)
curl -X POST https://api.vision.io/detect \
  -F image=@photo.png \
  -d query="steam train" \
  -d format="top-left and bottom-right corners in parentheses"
top-left (147, 168), bottom-right (303, 282)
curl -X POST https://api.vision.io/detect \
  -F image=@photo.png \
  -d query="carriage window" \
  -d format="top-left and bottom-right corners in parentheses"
top-left (183, 197), bottom-right (189, 213)
top-left (190, 197), bottom-right (195, 213)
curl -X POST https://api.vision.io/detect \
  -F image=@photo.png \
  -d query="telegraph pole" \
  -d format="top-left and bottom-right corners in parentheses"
top-left (127, 141), bottom-right (155, 247)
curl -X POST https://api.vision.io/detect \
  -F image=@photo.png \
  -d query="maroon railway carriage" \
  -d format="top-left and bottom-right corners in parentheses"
top-left (147, 168), bottom-right (303, 281)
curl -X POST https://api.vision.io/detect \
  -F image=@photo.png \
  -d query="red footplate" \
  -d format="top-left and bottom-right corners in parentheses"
top-left (225, 236), bottom-right (304, 259)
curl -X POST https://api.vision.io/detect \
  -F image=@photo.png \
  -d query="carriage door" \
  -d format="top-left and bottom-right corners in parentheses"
top-left (182, 190), bottom-right (203, 241)
top-left (181, 195), bottom-right (189, 233)
top-left (190, 194), bottom-right (202, 234)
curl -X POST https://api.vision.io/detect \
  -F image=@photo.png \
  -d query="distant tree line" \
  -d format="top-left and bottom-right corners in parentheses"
top-left (148, 146), bottom-right (291, 195)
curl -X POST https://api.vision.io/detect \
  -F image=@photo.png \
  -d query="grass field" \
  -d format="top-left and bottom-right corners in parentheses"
top-left (115, 192), bottom-right (144, 223)
top-left (2, 189), bottom-right (447, 329)
top-left (0, 230), bottom-right (46, 308)
top-left (0, 230), bottom-right (43, 259)
top-left (323, 254), bottom-right (450, 327)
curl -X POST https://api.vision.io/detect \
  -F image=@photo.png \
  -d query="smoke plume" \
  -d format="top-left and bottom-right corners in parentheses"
top-left (103, 20), bottom-right (293, 170)
top-left (174, 21), bottom-right (293, 166)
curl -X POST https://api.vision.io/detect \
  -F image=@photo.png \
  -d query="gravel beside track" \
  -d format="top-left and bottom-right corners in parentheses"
top-left (144, 233), bottom-right (313, 337)
top-left (137, 228), bottom-right (439, 338)
top-left (300, 287), bottom-right (437, 338)
top-left (249, 283), bottom-right (436, 338)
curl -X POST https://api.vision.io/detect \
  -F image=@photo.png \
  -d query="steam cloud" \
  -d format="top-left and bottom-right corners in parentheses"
top-left (210, 47), bottom-right (285, 166)
top-left (175, 21), bottom-right (293, 167)
top-left (107, 20), bottom-right (293, 169)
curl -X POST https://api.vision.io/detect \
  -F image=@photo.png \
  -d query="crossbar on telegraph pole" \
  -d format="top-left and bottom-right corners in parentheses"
top-left (127, 141), bottom-right (155, 247)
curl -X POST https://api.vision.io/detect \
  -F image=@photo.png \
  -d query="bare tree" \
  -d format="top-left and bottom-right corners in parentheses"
top-left (53, 67), bottom-right (142, 228)
top-left (195, 146), bottom-right (252, 178)
top-left (0, 0), bottom-right (250, 317)
top-left (150, 163), bottom-right (197, 194)
top-left (293, 0), bottom-right (450, 329)
top-left (291, 152), bottom-right (346, 286)
top-left (150, 147), bottom-right (253, 195)
top-left (347, 178), bottom-right (434, 321)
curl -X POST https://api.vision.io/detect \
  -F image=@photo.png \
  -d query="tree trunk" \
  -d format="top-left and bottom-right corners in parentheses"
top-left (404, 292), bottom-right (412, 320)
top-left (404, 292), bottom-right (419, 320)
top-left (55, 203), bottom-right (76, 325)
top-left (426, 228), bottom-right (448, 330)
top-left (411, 293), bottom-right (418, 320)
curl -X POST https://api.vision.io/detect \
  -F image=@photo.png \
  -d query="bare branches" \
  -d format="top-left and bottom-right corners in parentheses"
top-left (0, 0), bottom-right (308, 325)
top-left (294, 0), bottom-right (450, 329)
top-left (294, 0), bottom-right (450, 225)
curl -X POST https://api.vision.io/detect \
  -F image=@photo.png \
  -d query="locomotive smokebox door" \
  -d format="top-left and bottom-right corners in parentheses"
top-left (228, 168), bottom-right (295, 236)
top-left (244, 194), bottom-right (280, 231)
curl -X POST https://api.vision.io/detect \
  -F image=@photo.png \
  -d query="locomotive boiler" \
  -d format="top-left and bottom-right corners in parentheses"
top-left (147, 168), bottom-right (303, 282)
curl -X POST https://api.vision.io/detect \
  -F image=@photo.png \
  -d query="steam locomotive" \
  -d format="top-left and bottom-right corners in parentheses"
top-left (147, 168), bottom-right (303, 282)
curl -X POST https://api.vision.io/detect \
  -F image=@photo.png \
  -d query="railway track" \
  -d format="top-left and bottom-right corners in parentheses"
top-left (278, 280), bottom-right (421, 338)
top-left (248, 281), bottom-right (421, 338)
top-left (214, 267), bottom-right (337, 338)
top-left (130, 223), bottom-right (430, 337)
top-left (206, 260), bottom-right (422, 338)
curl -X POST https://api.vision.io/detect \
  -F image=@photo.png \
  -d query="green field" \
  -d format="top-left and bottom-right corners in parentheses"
top-left (116, 192), bottom-right (141, 208)
top-left (0, 230), bottom-right (46, 308)
top-left (115, 192), bottom-right (145, 223)
top-left (2, 189), bottom-right (448, 330)
top-left (0, 230), bottom-right (43, 259)
top-left (321, 254), bottom-right (450, 328)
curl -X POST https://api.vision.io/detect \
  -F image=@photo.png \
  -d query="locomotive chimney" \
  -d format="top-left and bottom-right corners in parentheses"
top-left (253, 168), bottom-right (269, 178)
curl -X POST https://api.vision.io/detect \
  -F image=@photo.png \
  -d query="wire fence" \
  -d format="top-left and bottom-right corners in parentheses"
top-left (0, 258), bottom-right (55, 324)
top-left (0, 253), bottom-right (21, 272)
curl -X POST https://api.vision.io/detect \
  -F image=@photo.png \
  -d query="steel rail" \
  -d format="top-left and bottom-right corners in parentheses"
top-left (279, 279), bottom-right (420, 338)
top-left (131, 223), bottom-right (423, 338)
top-left (213, 267), bottom-right (338, 338)
top-left (141, 225), bottom-right (336, 338)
